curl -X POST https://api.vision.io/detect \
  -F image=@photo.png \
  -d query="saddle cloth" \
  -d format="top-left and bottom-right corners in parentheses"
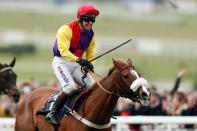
top-left (36, 89), bottom-right (90, 123)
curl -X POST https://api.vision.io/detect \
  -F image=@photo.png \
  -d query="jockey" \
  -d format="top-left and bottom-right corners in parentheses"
top-left (45, 4), bottom-right (99, 126)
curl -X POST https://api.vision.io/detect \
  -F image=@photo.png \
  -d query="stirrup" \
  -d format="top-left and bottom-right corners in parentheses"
top-left (45, 113), bottom-right (59, 126)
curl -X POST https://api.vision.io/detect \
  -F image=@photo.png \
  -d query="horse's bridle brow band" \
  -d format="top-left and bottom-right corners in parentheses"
top-left (0, 67), bottom-right (12, 73)
top-left (118, 65), bottom-right (134, 75)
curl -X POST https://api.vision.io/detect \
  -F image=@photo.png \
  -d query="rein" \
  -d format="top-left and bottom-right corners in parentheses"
top-left (88, 70), bottom-right (112, 95)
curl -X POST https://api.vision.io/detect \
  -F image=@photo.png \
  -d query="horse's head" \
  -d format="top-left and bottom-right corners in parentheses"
top-left (0, 57), bottom-right (20, 102)
top-left (111, 58), bottom-right (150, 106)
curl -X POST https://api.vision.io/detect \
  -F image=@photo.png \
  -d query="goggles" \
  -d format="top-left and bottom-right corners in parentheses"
top-left (82, 16), bottom-right (95, 23)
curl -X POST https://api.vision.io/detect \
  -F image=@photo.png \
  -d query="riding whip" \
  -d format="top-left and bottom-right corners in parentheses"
top-left (89, 39), bottom-right (132, 62)
top-left (168, 0), bottom-right (178, 9)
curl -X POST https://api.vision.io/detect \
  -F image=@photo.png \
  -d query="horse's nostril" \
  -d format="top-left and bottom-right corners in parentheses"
top-left (142, 92), bottom-right (147, 97)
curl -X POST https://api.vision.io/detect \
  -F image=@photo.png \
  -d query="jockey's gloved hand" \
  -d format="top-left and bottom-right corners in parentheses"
top-left (76, 58), bottom-right (94, 72)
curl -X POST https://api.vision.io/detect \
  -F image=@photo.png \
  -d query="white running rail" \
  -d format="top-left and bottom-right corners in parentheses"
top-left (0, 116), bottom-right (197, 131)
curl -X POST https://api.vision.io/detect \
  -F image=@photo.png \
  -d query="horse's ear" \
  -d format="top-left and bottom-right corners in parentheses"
top-left (112, 58), bottom-right (119, 69)
top-left (112, 58), bottom-right (115, 63)
top-left (127, 58), bottom-right (132, 66)
top-left (112, 58), bottom-right (116, 66)
top-left (10, 57), bottom-right (16, 67)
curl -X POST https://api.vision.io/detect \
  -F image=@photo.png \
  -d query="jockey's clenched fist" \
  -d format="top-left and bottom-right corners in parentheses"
top-left (76, 58), bottom-right (94, 72)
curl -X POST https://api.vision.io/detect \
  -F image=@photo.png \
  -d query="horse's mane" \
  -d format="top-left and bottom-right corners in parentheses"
top-left (107, 66), bottom-right (116, 76)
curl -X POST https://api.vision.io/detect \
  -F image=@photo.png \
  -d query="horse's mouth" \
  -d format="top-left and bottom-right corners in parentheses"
top-left (139, 92), bottom-right (151, 106)
top-left (129, 95), bottom-right (150, 106)
top-left (128, 93), bottom-right (140, 103)
top-left (140, 99), bottom-right (150, 106)
top-left (129, 91), bottom-right (150, 106)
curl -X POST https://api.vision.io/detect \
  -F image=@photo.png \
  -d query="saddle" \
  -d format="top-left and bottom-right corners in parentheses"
top-left (36, 89), bottom-right (91, 123)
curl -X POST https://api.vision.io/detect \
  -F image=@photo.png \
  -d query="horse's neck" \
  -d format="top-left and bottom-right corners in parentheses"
top-left (84, 72), bottom-right (119, 125)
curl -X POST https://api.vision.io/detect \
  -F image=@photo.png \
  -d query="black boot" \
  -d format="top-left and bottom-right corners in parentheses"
top-left (45, 91), bottom-right (68, 126)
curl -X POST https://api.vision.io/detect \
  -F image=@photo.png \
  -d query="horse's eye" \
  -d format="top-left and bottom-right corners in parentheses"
top-left (123, 75), bottom-right (129, 79)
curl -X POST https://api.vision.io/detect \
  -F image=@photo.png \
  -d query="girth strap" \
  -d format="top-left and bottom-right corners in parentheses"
top-left (65, 107), bottom-right (111, 129)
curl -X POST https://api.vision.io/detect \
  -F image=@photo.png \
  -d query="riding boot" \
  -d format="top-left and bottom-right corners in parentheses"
top-left (45, 91), bottom-right (68, 126)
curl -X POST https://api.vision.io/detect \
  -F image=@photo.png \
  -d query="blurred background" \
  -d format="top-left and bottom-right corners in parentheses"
top-left (1, 0), bottom-right (197, 91)
top-left (0, 0), bottom-right (197, 130)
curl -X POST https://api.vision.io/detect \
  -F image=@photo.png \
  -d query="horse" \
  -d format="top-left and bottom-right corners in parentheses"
top-left (15, 58), bottom-right (151, 131)
top-left (0, 57), bottom-right (20, 103)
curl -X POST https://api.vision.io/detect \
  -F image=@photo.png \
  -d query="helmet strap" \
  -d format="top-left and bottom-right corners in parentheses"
top-left (78, 19), bottom-right (87, 32)
top-left (78, 11), bottom-right (88, 32)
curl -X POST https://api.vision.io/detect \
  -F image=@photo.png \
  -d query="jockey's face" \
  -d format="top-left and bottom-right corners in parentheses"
top-left (81, 14), bottom-right (96, 31)
top-left (82, 20), bottom-right (93, 31)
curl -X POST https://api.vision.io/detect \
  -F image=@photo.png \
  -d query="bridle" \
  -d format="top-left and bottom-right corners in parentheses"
top-left (0, 66), bottom-right (12, 73)
top-left (0, 66), bottom-right (19, 103)
top-left (0, 66), bottom-right (15, 94)
top-left (0, 60), bottom-right (19, 103)
top-left (88, 65), bottom-right (139, 99)
top-left (117, 65), bottom-right (138, 98)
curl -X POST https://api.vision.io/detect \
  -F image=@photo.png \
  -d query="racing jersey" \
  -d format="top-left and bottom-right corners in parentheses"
top-left (53, 20), bottom-right (96, 65)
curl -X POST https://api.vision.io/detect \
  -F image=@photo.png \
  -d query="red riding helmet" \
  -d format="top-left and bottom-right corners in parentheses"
top-left (77, 4), bottom-right (99, 18)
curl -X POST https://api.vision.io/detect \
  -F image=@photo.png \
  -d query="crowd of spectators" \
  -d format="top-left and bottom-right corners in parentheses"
top-left (0, 69), bottom-right (197, 130)
top-left (114, 69), bottom-right (197, 130)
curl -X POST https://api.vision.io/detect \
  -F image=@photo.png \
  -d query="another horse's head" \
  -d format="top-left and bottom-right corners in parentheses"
top-left (0, 57), bottom-right (20, 102)
top-left (110, 58), bottom-right (150, 106)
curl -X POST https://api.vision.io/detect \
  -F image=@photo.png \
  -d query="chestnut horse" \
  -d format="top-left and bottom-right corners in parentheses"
top-left (15, 58), bottom-right (150, 131)
top-left (0, 57), bottom-right (20, 102)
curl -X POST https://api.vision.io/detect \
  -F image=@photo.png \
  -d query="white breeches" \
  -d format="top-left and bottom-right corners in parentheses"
top-left (52, 56), bottom-right (95, 94)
